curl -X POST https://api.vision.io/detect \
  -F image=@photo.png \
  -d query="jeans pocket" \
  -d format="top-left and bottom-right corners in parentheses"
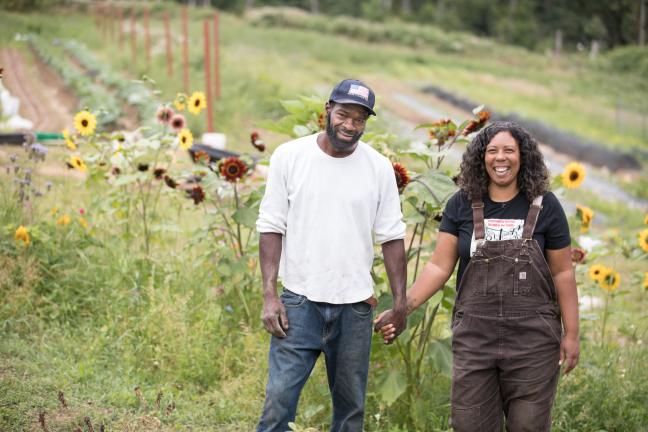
top-left (280, 290), bottom-right (307, 308)
top-left (350, 301), bottom-right (373, 317)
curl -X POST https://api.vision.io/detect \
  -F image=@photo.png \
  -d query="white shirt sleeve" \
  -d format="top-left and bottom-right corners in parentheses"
top-left (256, 149), bottom-right (288, 235)
top-left (374, 159), bottom-right (406, 244)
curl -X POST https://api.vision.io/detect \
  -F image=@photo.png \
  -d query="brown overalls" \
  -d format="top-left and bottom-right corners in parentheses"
top-left (451, 196), bottom-right (562, 432)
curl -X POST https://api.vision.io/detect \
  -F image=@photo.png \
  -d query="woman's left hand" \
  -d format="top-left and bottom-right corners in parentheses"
top-left (560, 334), bottom-right (580, 375)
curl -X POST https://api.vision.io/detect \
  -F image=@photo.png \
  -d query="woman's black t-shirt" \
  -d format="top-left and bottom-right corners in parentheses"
top-left (439, 190), bottom-right (571, 292)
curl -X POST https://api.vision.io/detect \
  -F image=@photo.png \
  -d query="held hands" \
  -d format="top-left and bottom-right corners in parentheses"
top-left (262, 295), bottom-right (289, 338)
top-left (373, 308), bottom-right (407, 345)
top-left (559, 333), bottom-right (580, 375)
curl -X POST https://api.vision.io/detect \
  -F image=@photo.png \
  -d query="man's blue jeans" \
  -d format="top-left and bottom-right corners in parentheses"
top-left (257, 289), bottom-right (374, 432)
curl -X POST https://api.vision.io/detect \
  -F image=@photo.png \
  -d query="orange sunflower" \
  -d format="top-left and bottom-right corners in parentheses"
top-left (219, 157), bottom-right (248, 183)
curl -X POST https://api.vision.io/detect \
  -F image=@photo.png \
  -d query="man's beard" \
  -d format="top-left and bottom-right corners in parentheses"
top-left (326, 113), bottom-right (363, 151)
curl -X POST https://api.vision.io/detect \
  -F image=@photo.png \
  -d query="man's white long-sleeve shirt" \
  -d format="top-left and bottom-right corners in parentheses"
top-left (256, 133), bottom-right (406, 304)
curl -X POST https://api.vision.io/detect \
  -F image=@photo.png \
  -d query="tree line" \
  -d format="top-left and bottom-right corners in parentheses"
top-left (194, 0), bottom-right (647, 52)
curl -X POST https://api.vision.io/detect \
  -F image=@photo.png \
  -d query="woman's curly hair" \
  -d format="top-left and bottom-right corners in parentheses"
top-left (456, 121), bottom-right (549, 202)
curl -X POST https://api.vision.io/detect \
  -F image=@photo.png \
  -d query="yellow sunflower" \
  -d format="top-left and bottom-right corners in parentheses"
top-left (14, 225), bottom-right (30, 247)
top-left (561, 162), bottom-right (586, 189)
top-left (187, 91), bottom-right (207, 115)
top-left (50, 207), bottom-right (59, 217)
top-left (174, 93), bottom-right (186, 111)
top-left (576, 205), bottom-right (594, 233)
top-left (73, 110), bottom-right (97, 136)
top-left (69, 155), bottom-right (87, 172)
top-left (62, 128), bottom-right (77, 150)
top-left (57, 214), bottom-right (71, 226)
top-left (599, 267), bottom-right (621, 292)
top-left (639, 228), bottom-right (648, 253)
top-left (588, 264), bottom-right (607, 283)
top-left (178, 128), bottom-right (193, 150)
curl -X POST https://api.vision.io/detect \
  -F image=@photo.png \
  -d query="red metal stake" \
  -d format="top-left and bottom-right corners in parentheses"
top-left (203, 20), bottom-right (214, 132)
top-left (213, 12), bottom-right (220, 100)
top-left (144, 7), bottom-right (151, 70)
top-left (118, 7), bottom-right (124, 48)
top-left (130, 8), bottom-right (137, 70)
top-left (164, 10), bottom-right (173, 78)
top-left (182, 6), bottom-right (189, 93)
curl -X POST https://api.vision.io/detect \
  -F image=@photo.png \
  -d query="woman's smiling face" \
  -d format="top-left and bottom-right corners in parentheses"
top-left (484, 131), bottom-right (520, 190)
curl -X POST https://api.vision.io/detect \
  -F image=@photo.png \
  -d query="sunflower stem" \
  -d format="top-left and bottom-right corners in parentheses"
top-left (413, 212), bottom-right (428, 281)
top-left (601, 291), bottom-right (610, 347)
top-left (233, 183), bottom-right (243, 256)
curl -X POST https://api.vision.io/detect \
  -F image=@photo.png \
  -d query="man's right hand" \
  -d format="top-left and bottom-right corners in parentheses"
top-left (262, 295), bottom-right (289, 338)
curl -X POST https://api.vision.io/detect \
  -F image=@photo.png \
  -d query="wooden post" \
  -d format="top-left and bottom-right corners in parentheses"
top-left (130, 8), bottom-right (137, 69)
top-left (213, 12), bottom-right (220, 99)
top-left (203, 20), bottom-right (214, 132)
top-left (164, 10), bottom-right (173, 78)
top-left (182, 6), bottom-right (189, 93)
top-left (144, 7), bottom-right (151, 70)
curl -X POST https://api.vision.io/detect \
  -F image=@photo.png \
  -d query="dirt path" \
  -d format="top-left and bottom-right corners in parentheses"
top-left (1, 48), bottom-right (78, 132)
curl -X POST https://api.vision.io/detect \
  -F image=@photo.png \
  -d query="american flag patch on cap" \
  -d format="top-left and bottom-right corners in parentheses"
top-left (348, 84), bottom-right (369, 100)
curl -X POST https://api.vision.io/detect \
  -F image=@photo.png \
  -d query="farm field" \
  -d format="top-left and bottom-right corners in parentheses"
top-left (1, 3), bottom-right (648, 431)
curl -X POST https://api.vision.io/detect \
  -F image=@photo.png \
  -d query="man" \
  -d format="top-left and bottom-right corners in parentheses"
top-left (256, 79), bottom-right (408, 432)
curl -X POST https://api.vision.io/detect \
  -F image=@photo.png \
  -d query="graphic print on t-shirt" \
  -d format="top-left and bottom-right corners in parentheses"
top-left (470, 218), bottom-right (524, 256)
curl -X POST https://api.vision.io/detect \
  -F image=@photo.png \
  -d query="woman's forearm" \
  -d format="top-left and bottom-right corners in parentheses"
top-left (554, 269), bottom-right (579, 338)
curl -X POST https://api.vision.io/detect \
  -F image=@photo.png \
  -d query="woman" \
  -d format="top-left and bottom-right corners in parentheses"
top-left (375, 121), bottom-right (579, 431)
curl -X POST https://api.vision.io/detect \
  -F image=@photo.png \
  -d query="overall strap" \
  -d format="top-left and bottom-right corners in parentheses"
top-left (471, 199), bottom-right (485, 240)
top-left (522, 195), bottom-right (544, 240)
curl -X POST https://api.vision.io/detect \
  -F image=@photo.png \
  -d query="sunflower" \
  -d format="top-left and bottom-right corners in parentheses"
top-left (73, 110), bottom-right (97, 136)
top-left (153, 167), bottom-right (167, 180)
top-left (57, 214), bottom-right (71, 226)
top-left (250, 131), bottom-right (265, 152)
top-left (178, 129), bottom-right (193, 150)
top-left (187, 185), bottom-right (206, 205)
top-left (50, 207), bottom-right (58, 217)
top-left (14, 225), bottom-right (30, 247)
top-left (69, 155), bottom-right (87, 172)
top-left (561, 162), bottom-right (586, 189)
top-left (576, 205), bottom-right (594, 233)
top-left (639, 228), bottom-right (648, 253)
top-left (219, 157), bottom-right (248, 183)
top-left (164, 175), bottom-right (178, 189)
top-left (462, 110), bottom-right (491, 136)
top-left (156, 106), bottom-right (174, 125)
top-left (170, 114), bottom-right (186, 132)
top-left (187, 91), bottom-right (207, 115)
top-left (192, 150), bottom-right (211, 164)
top-left (599, 267), bottom-right (621, 292)
top-left (588, 264), bottom-right (606, 283)
top-left (393, 162), bottom-right (410, 193)
top-left (62, 128), bottom-right (76, 150)
top-left (174, 93), bottom-right (186, 111)
top-left (570, 247), bottom-right (586, 264)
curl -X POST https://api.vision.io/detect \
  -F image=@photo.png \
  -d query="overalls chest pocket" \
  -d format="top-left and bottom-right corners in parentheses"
top-left (513, 256), bottom-right (533, 295)
top-left (467, 254), bottom-right (533, 297)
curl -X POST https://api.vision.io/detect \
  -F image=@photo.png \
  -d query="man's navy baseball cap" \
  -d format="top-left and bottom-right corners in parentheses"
top-left (329, 79), bottom-right (376, 116)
